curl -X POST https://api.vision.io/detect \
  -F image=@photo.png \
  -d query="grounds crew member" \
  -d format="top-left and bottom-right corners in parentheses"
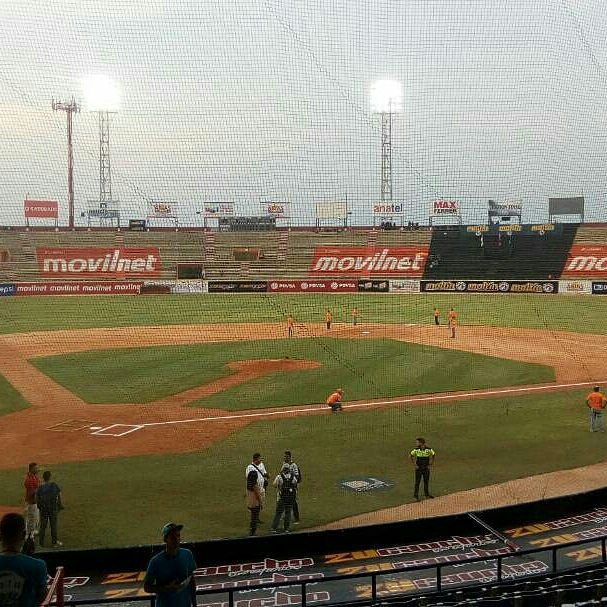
top-left (283, 451), bottom-right (301, 523)
top-left (326, 388), bottom-right (344, 413)
top-left (270, 464), bottom-right (298, 533)
top-left (410, 438), bottom-right (435, 500)
top-left (587, 386), bottom-right (607, 432)
top-left (433, 307), bottom-right (440, 326)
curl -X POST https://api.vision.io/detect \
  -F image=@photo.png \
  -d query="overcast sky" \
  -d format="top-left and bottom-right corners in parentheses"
top-left (1, 0), bottom-right (606, 225)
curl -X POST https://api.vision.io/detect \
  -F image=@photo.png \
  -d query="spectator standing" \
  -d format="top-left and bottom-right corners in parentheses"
top-left (0, 513), bottom-right (48, 607)
top-left (36, 471), bottom-right (63, 548)
top-left (270, 464), bottom-right (298, 533)
top-left (23, 463), bottom-right (40, 540)
top-left (246, 466), bottom-right (263, 536)
top-left (587, 386), bottom-right (607, 432)
top-left (410, 438), bottom-right (436, 501)
top-left (283, 451), bottom-right (301, 524)
top-left (144, 523), bottom-right (197, 607)
top-left (326, 388), bottom-right (344, 413)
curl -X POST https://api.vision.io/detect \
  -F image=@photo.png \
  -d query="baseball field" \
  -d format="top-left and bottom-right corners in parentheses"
top-left (0, 292), bottom-right (606, 548)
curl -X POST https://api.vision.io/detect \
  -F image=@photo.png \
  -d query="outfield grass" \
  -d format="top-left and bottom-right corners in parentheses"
top-left (0, 388), bottom-right (597, 549)
top-left (30, 339), bottom-right (554, 408)
top-left (1, 293), bottom-right (607, 334)
top-left (0, 373), bottom-right (30, 415)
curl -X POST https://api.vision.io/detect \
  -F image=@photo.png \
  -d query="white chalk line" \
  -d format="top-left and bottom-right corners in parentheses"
top-left (134, 379), bottom-right (606, 429)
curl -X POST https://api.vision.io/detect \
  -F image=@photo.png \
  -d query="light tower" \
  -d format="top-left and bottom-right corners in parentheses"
top-left (52, 97), bottom-right (80, 228)
top-left (82, 76), bottom-right (120, 212)
top-left (370, 80), bottom-right (403, 206)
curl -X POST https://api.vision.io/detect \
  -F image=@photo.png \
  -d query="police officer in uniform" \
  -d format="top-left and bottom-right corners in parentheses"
top-left (410, 438), bottom-right (435, 501)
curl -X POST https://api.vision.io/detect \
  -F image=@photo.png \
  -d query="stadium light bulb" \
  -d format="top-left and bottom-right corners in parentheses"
top-left (82, 75), bottom-right (120, 111)
top-left (370, 80), bottom-right (403, 113)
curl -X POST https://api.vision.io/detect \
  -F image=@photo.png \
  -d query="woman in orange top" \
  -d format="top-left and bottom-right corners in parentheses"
top-left (587, 386), bottom-right (606, 432)
top-left (287, 315), bottom-right (295, 338)
top-left (326, 309), bottom-right (332, 330)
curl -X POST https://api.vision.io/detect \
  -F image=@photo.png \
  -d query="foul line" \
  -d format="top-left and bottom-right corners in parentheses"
top-left (137, 379), bottom-right (605, 429)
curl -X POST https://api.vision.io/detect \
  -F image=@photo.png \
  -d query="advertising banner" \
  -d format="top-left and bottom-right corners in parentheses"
top-left (564, 245), bottom-right (607, 276)
top-left (37, 248), bottom-right (161, 278)
top-left (24, 200), bottom-right (58, 219)
top-left (149, 202), bottom-right (176, 217)
top-left (421, 280), bottom-right (558, 294)
top-left (316, 203), bottom-right (347, 220)
top-left (268, 280), bottom-right (358, 293)
top-left (261, 202), bottom-right (289, 217)
top-left (372, 203), bottom-right (404, 215)
top-left (592, 282), bottom-right (607, 295)
top-left (0, 283), bottom-right (16, 296)
top-left (310, 247), bottom-right (428, 276)
top-left (389, 279), bottom-right (421, 294)
top-left (16, 281), bottom-right (143, 296)
top-left (558, 280), bottom-right (592, 295)
top-left (357, 280), bottom-right (389, 292)
top-left (431, 200), bottom-right (460, 215)
top-left (208, 281), bottom-right (267, 293)
top-left (203, 203), bottom-right (235, 217)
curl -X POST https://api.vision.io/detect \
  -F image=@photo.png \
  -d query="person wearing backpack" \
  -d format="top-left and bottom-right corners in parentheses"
top-left (283, 451), bottom-right (301, 524)
top-left (270, 464), bottom-right (298, 533)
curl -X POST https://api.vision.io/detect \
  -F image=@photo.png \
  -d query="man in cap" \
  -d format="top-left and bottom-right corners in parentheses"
top-left (144, 523), bottom-right (197, 607)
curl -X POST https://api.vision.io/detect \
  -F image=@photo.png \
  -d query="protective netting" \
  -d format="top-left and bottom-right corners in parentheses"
top-left (1, 0), bottom-right (607, 226)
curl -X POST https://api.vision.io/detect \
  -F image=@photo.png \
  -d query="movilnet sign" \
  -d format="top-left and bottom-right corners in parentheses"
top-left (431, 200), bottom-right (460, 215)
top-left (268, 280), bottom-right (357, 293)
top-left (24, 200), bottom-right (58, 218)
top-left (421, 280), bottom-right (557, 294)
top-left (564, 245), bottom-right (607, 276)
top-left (310, 248), bottom-right (428, 276)
top-left (16, 282), bottom-right (142, 296)
top-left (37, 248), bottom-right (161, 278)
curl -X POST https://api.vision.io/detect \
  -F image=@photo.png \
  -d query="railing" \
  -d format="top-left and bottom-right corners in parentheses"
top-left (42, 566), bottom-right (65, 607)
top-left (61, 533), bottom-right (607, 607)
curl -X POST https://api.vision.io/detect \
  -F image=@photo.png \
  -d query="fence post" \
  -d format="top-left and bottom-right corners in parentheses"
top-left (497, 556), bottom-right (502, 583)
top-left (552, 547), bottom-right (558, 573)
top-left (436, 566), bottom-right (441, 593)
top-left (371, 573), bottom-right (377, 601)
top-left (301, 581), bottom-right (306, 607)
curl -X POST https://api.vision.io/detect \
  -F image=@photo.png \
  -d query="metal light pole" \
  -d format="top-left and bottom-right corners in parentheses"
top-left (52, 98), bottom-right (80, 228)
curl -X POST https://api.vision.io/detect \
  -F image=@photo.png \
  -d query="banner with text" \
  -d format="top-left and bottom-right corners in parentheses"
top-left (431, 200), bottom-right (460, 216)
top-left (261, 202), bottom-right (289, 217)
top-left (421, 280), bottom-right (558, 294)
top-left (268, 280), bottom-right (358, 293)
top-left (24, 200), bottom-right (58, 218)
top-left (310, 247), bottom-right (428, 276)
top-left (37, 248), bottom-right (161, 278)
top-left (148, 202), bottom-right (176, 217)
top-left (16, 281), bottom-right (142, 296)
top-left (558, 280), bottom-right (592, 295)
top-left (203, 203), bottom-right (235, 217)
top-left (564, 245), bottom-right (607, 276)
top-left (389, 279), bottom-right (421, 293)
top-left (372, 203), bottom-right (404, 215)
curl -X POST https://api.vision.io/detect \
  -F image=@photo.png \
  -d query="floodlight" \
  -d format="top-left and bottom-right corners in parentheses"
top-left (81, 75), bottom-right (120, 112)
top-left (370, 80), bottom-right (403, 113)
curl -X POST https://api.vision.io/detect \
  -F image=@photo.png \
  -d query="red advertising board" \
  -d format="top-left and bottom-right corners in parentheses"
top-left (564, 245), bottom-right (607, 276)
top-left (268, 280), bottom-right (358, 293)
top-left (36, 248), bottom-right (161, 278)
top-left (16, 282), bottom-right (143, 296)
top-left (24, 200), bottom-right (58, 218)
top-left (309, 247), bottom-right (428, 276)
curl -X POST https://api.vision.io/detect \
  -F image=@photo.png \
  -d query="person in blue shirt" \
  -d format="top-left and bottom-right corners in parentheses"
top-left (0, 512), bottom-right (48, 607)
top-left (36, 471), bottom-right (63, 548)
top-left (143, 523), bottom-right (197, 607)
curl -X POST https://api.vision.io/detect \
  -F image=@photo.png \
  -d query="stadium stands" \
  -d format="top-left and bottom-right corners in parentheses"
top-left (0, 224), bottom-right (605, 282)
